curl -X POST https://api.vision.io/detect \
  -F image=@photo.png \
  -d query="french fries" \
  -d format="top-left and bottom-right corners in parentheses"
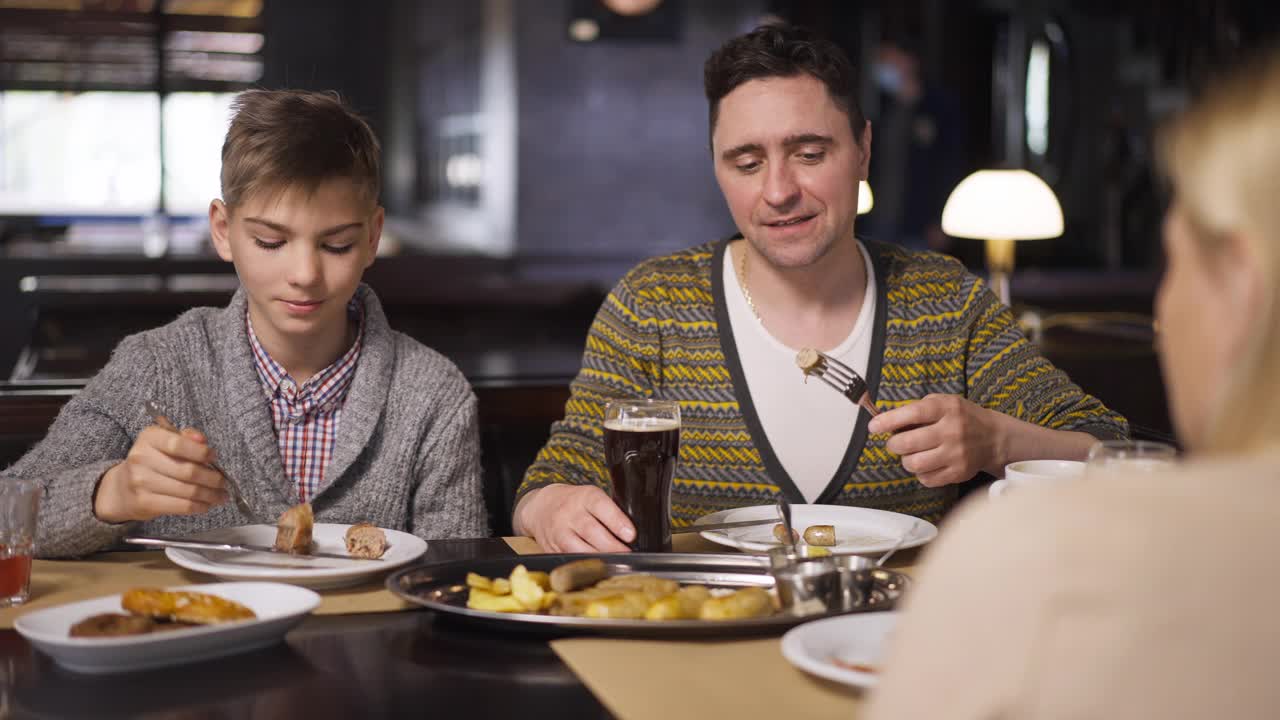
top-left (464, 563), bottom-right (775, 621)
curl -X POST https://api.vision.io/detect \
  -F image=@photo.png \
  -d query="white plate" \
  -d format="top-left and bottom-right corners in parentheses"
top-left (165, 523), bottom-right (427, 590)
top-left (695, 504), bottom-right (937, 555)
top-left (781, 611), bottom-right (897, 689)
top-left (14, 582), bottom-right (320, 674)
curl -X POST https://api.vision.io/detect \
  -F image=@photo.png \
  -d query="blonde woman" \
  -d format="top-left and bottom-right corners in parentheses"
top-left (867, 47), bottom-right (1280, 718)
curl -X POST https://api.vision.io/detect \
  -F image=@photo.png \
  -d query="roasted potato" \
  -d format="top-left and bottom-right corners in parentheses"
top-left (584, 591), bottom-right (652, 619)
top-left (466, 588), bottom-right (526, 613)
top-left (773, 523), bottom-right (800, 544)
top-left (699, 587), bottom-right (773, 621)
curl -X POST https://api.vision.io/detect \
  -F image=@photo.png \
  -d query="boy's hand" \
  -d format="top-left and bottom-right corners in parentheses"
top-left (94, 425), bottom-right (229, 523)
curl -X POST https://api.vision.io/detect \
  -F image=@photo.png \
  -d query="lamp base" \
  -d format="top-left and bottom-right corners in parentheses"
top-left (984, 238), bottom-right (1016, 307)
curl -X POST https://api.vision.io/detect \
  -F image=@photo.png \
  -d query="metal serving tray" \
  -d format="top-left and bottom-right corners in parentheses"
top-left (386, 552), bottom-right (908, 638)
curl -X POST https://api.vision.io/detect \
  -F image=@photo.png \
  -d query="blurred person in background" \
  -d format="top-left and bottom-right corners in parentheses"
top-left (513, 24), bottom-right (1126, 553)
top-left (860, 35), bottom-right (965, 254)
top-left (3, 90), bottom-right (487, 557)
top-left (868, 45), bottom-right (1280, 719)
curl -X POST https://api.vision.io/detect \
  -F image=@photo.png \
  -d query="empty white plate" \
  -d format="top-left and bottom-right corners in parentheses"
top-left (14, 582), bottom-right (319, 674)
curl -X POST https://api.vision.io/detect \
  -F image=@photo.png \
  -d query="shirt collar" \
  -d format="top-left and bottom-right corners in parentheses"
top-left (246, 296), bottom-right (365, 406)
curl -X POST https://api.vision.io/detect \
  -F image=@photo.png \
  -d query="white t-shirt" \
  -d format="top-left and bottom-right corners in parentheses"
top-left (723, 241), bottom-right (877, 502)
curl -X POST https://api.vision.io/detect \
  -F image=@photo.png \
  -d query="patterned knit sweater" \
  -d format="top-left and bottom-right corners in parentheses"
top-left (518, 239), bottom-right (1128, 524)
top-left (5, 285), bottom-right (489, 558)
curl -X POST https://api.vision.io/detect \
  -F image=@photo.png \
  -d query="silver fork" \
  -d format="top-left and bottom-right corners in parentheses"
top-left (797, 349), bottom-right (880, 418)
top-left (144, 400), bottom-right (256, 521)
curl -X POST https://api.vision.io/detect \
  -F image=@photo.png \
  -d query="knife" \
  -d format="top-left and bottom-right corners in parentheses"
top-left (124, 536), bottom-right (384, 562)
top-left (673, 517), bottom-right (782, 534)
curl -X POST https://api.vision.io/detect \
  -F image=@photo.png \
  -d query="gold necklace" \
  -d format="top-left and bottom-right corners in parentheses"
top-left (738, 245), bottom-right (762, 322)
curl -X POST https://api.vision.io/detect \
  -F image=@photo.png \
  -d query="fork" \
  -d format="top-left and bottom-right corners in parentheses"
top-left (144, 400), bottom-right (256, 521)
top-left (796, 349), bottom-right (880, 418)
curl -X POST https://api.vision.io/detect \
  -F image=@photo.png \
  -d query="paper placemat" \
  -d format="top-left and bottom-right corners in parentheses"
top-left (0, 551), bottom-right (411, 629)
top-left (551, 636), bottom-right (865, 720)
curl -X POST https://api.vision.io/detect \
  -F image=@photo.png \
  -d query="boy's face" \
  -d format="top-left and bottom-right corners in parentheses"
top-left (209, 177), bottom-right (383, 352)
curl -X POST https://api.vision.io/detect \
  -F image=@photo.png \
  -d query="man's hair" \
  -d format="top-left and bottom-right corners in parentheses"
top-left (703, 24), bottom-right (866, 142)
top-left (220, 89), bottom-right (380, 210)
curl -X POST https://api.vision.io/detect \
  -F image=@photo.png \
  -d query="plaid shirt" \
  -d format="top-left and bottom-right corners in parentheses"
top-left (247, 302), bottom-right (363, 502)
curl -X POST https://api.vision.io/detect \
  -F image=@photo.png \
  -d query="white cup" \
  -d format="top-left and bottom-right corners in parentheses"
top-left (991, 459), bottom-right (1085, 497)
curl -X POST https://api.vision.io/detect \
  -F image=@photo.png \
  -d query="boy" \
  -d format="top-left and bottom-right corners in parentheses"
top-left (7, 90), bottom-right (488, 557)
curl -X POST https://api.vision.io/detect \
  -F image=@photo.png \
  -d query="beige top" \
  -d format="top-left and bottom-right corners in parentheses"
top-left (866, 451), bottom-right (1280, 719)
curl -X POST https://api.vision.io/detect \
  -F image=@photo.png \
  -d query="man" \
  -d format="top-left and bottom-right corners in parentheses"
top-left (514, 24), bottom-right (1126, 553)
top-left (9, 90), bottom-right (487, 558)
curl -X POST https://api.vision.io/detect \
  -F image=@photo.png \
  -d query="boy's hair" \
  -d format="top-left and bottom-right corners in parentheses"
top-left (220, 89), bottom-right (380, 210)
top-left (703, 24), bottom-right (866, 142)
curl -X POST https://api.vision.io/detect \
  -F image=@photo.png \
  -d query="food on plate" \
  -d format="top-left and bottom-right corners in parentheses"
top-left (68, 588), bottom-right (257, 638)
top-left (831, 657), bottom-right (879, 674)
top-left (344, 523), bottom-right (389, 559)
top-left (274, 502), bottom-right (314, 553)
top-left (803, 525), bottom-right (837, 546)
top-left (773, 523), bottom-right (800, 544)
top-left (69, 612), bottom-right (160, 638)
top-left (122, 588), bottom-right (257, 625)
top-left (549, 558), bottom-right (608, 593)
top-left (465, 562), bottom-right (776, 621)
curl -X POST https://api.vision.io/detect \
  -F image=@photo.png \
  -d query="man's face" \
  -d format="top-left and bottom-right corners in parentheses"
top-left (711, 74), bottom-right (870, 270)
top-left (209, 177), bottom-right (383, 353)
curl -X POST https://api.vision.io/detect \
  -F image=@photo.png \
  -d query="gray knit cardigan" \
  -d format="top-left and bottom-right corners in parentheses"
top-left (4, 284), bottom-right (489, 558)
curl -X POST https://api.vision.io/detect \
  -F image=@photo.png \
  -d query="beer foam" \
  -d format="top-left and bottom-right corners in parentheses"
top-left (604, 417), bottom-right (680, 432)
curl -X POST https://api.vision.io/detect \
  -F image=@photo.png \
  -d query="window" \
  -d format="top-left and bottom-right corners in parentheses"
top-left (0, 0), bottom-right (262, 217)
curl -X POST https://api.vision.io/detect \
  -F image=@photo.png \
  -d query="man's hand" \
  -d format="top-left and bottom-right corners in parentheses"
top-left (867, 394), bottom-right (1004, 487)
top-left (94, 425), bottom-right (228, 523)
top-left (512, 484), bottom-right (636, 553)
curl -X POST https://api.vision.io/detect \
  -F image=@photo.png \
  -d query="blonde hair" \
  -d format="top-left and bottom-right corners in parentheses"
top-left (220, 89), bottom-right (380, 211)
top-left (1158, 46), bottom-right (1280, 453)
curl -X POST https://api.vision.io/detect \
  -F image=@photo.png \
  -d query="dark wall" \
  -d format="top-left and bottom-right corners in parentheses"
top-left (512, 1), bottom-right (764, 265)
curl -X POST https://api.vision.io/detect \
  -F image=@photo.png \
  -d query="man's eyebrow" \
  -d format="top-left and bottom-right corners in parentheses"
top-left (719, 134), bottom-right (835, 161)
top-left (782, 133), bottom-right (835, 147)
top-left (243, 218), bottom-right (364, 237)
top-left (720, 143), bottom-right (764, 161)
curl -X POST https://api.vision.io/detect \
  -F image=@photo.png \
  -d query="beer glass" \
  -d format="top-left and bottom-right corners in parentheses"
top-left (604, 399), bottom-right (681, 552)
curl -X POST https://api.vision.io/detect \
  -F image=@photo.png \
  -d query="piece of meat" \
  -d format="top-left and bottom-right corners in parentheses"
top-left (274, 502), bottom-right (314, 554)
top-left (121, 588), bottom-right (257, 625)
top-left (344, 523), bottom-right (389, 559)
top-left (69, 612), bottom-right (155, 637)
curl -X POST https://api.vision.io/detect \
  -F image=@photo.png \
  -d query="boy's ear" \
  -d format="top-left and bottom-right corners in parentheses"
top-left (209, 199), bottom-right (234, 262)
top-left (365, 206), bottom-right (384, 268)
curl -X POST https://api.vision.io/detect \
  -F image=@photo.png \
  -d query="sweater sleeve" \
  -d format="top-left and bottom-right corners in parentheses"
top-left (515, 272), bottom-right (661, 504)
top-left (2, 334), bottom-right (155, 558)
top-left (961, 273), bottom-right (1128, 440)
top-left (409, 386), bottom-right (489, 539)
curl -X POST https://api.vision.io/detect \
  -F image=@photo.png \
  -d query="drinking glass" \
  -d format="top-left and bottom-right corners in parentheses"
top-left (1086, 440), bottom-right (1178, 478)
top-left (603, 399), bottom-right (681, 552)
top-left (0, 477), bottom-right (40, 607)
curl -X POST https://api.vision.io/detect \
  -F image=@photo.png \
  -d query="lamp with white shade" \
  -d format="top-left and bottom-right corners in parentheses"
top-left (940, 169), bottom-right (1063, 306)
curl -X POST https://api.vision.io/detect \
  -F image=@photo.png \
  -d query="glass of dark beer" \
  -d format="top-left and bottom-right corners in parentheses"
top-left (604, 398), bottom-right (681, 552)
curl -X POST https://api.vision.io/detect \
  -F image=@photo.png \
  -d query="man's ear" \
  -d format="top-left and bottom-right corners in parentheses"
top-left (857, 120), bottom-right (873, 180)
top-left (209, 199), bottom-right (234, 262)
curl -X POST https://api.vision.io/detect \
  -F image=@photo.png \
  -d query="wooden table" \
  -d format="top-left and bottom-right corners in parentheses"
top-left (0, 536), bottom-right (919, 719)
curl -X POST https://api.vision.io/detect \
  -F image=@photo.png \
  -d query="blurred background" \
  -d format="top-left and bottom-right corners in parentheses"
top-left (2, 1), bottom-right (1278, 525)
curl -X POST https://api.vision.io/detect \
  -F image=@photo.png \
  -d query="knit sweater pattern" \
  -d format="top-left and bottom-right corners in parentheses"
top-left (5, 284), bottom-right (489, 558)
top-left (519, 240), bottom-right (1128, 525)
